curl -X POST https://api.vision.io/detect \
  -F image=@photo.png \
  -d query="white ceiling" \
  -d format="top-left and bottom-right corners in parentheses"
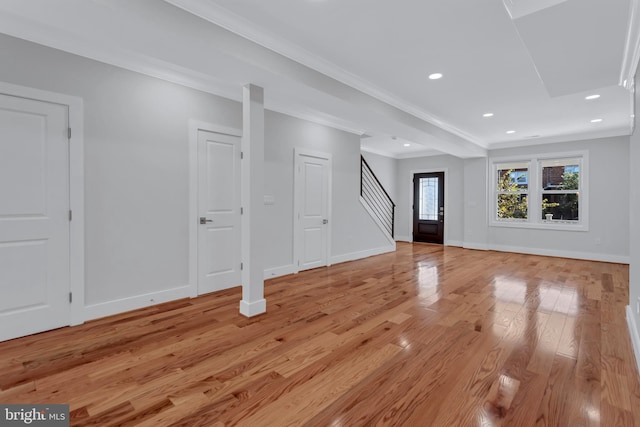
top-left (0, 0), bottom-right (637, 158)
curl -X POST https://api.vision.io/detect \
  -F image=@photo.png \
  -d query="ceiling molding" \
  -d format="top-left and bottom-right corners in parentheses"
top-left (487, 126), bottom-right (631, 150)
top-left (620, 0), bottom-right (640, 90)
top-left (265, 101), bottom-right (366, 136)
top-left (164, 0), bottom-right (483, 147)
top-left (361, 145), bottom-right (442, 160)
top-left (0, 8), bottom-right (243, 101)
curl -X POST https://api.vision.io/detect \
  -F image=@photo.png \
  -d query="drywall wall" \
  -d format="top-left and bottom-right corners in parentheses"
top-left (264, 111), bottom-right (392, 274)
top-left (362, 151), bottom-right (398, 203)
top-left (395, 154), bottom-right (465, 245)
top-left (463, 157), bottom-right (489, 249)
top-left (486, 137), bottom-right (630, 262)
top-left (0, 34), bottom-right (241, 309)
top-left (0, 33), bottom-right (391, 319)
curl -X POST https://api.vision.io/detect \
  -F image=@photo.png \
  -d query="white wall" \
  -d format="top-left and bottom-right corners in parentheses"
top-left (628, 74), bottom-right (640, 372)
top-left (482, 137), bottom-right (630, 262)
top-left (0, 33), bottom-right (391, 320)
top-left (0, 34), bottom-right (242, 310)
top-left (264, 112), bottom-right (393, 276)
top-left (362, 151), bottom-right (398, 203)
top-left (463, 157), bottom-right (489, 250)
top-left (395, 154), bottom-right (465, 245)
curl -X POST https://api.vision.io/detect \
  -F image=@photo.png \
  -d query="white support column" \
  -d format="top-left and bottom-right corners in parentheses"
top-left (240, 84), bottom-right (267, 317)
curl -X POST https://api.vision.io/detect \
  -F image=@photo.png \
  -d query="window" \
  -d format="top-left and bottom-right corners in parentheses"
top-left (490, 152), bottom-right (587, 231)
top-left (541, 158), bottom-right (580, 222)
top-left (496, 162), bottom-right (529, 220)
top-left (418, 177), bottom-right (439, 220)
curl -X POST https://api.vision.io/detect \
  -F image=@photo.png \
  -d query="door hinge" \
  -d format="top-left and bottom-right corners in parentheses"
top-left (69, 210), bottom-right (73, 221)
top-left (240, 207), bottom-right (244, 215)
top-left (240, 151), bottom-right (244, 159)
top-left (240, 262), bottom-right (244, 271)
top-left (68, 127), bottom-right (72, 139)
top-left (69, 292), bottom-right (72, 303)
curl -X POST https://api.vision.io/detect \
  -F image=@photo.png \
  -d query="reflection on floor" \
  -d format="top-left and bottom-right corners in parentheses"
top-left (0, 242), bottom-right (638, 426)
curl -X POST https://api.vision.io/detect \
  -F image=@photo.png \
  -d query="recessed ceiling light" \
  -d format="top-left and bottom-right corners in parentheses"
top-left (590, 118), bottom-right (603, 123)
top-left (403, 143), bottom-right (411, 147)
top-left (428, 73), bottom-right (443, 80)
top-left (483, 113), bottom-right (494, 118)
top-left (506, 130), bottom-right (516, 134)
top-left (585, 94), bottom-right (600, 100)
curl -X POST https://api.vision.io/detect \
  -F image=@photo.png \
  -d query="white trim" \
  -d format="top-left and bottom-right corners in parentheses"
top-left (330, 244), bottom-right (396, 265)
top-left (620, 0), bottom-right (640, 91)
top-left (395, 235), bottom-right (412, 242)
top-left (488, 243), bottom-right (629, 264)
top-left (84, 286), bottom-right (191, 322)
top-left (293, 148), bottom-right (333, 273)
top-left (446, 240), bottom-right (464, 248)
top-left (239, 298), bottom-right (267, 317)
top-left (360, 145), bottom-right (442, 160)
top-left (463, 242), bottom-right (490, 251)
top-left (188, 120), bottom-right (242, 298)
top-left (627, 305), bottom-right (640, 376)
top-left (0, 82), bottom-right (85, 327)
top-left (264, 264), bottom-right (297, 280)
top-left (409, 168), bottom-right (449, 244)
top-left (359, 196), bottom-right (396, 246)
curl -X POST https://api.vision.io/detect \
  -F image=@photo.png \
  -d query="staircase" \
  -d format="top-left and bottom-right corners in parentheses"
top-left (360, 155), bottom-right (395, 239)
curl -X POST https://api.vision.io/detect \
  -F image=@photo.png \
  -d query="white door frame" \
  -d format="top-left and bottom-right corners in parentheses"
top-left (188, 119), bottom-right (242, 297)
top-left (0, 81), bottom-right (85, 326)
top-left (293, 148), bottom-right (332, 273)
top-left (409, 168), bottom-right (449, 245)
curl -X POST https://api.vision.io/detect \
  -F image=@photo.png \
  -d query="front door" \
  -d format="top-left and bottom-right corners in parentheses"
top-left (413, 172), bottom-right (444, 244)
top-left (296, 151), bottom-right (330, 271)
top-left (0, 94), bottom-right (70, 341)
top-left (197, 130), bottom-right (241, 294)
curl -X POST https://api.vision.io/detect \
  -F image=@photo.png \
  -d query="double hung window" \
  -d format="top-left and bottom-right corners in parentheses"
top-left (491, 152), bottom-right (587, 231)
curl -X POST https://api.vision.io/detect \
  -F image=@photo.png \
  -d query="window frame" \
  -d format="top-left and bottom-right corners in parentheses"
top-left (489, 151), bottom-right (589, 232)
top-left (495, 160), bottom-right (530, 222)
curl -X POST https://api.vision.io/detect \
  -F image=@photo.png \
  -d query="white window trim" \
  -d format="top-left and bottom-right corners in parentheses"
top-left (489, 151), bottom-right (589, 232)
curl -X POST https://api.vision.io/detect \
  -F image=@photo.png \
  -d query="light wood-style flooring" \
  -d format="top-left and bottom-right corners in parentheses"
top-left (1, 243), bottom-right (639, 426)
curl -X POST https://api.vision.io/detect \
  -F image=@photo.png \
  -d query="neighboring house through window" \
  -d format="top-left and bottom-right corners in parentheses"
top-left (491, 152), bottom-right (588, 231)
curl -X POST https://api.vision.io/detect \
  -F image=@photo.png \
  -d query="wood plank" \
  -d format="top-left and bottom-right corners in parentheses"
top-left (0, 242), bottom-right (637, 426)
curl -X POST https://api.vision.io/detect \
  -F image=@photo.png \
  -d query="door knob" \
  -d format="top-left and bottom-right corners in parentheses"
top-left (200, 217), bottom-right (213, 224)
top-left (323, 219), bottom-right (328, 224)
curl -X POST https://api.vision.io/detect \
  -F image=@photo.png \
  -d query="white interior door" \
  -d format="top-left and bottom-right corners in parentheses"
top-left (197, 130), bottom-right (241, 294)
top-left (296, 151), bottom-right (330, 271)
top-left (0, 94), bottom-right (70, 342)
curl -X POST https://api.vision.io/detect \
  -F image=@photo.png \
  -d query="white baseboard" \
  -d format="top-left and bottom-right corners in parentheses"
top-left (445, 240), bottom-right (463, 248)
top-left (264, 264), bottom-right (297, 280)
top-left (463, 242), bottom-right (490, 251)
top-left (240, 298), bottom-right (267, 317)
top-left (330, 244), bottom-right (396, 265)
top-left (395, 235), bottom-right (412, 242)
top-left (627, 306), bottom-right (640, 376)
top-left (83, 285), bottom-right (191, 322)
top-left (488, 243), bottom-right (630, 264)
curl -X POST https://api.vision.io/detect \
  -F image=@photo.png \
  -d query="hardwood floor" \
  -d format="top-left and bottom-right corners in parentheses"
top-left (1, 242), bottom-right (639, 426)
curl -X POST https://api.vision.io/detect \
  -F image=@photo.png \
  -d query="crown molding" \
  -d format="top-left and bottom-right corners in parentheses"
top-left (487, 126), bottom-right (631, 150)
top-left (620, 0), bottom-right (640, 91)
top-left (164, 0), bottom-right (482, 146)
